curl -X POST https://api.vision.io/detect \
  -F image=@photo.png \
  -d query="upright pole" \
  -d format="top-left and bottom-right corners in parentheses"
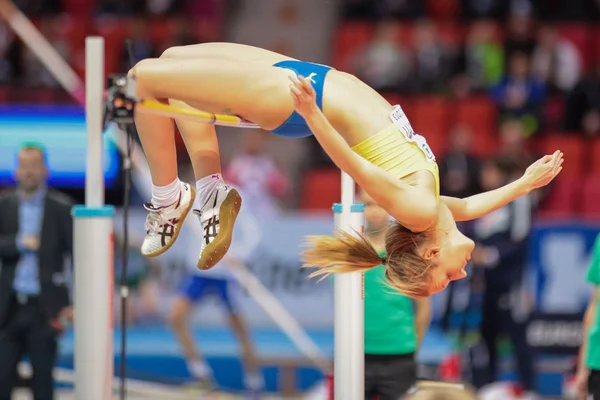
top-left (73, 36), bottom-right (114, 400)
top-left (333, 171), bottom-right (365, 400)
top-left (85, 37), bottom-right (105, 207)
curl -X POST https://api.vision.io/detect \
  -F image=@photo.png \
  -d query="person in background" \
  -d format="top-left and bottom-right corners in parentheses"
top-left (224, 129), bottom-right (291, 216)
top-left (0, 144), bottom-right (74, 400)
top-left (471, 157), bottom-right (537, 400)
top-left (573, 234), bottom-right (600, 400)
top-left (349, 20), bottom-right (411, 93)
top-left (491, 51), bottom-right (546, 135)
top-left (438, 125), bottom-right (482, 199)
top-left (362, 189), bottom-right (432, 400)
top-left (169, 168), bottom-right (264, 398)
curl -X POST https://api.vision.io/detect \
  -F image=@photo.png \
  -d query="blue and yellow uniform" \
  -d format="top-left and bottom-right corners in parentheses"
top-left (272, 60), bottom-right (440, 194)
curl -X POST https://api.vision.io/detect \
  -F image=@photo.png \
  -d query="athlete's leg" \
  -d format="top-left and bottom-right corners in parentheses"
top-left (129, 57), bottom-right (295, 129)
top-left (167, 99), bottom-right (241, 269)
top-left (218, 278), bottom-right (263, 392)
top-left (227, 312), bottom-right (263, 391)
top-left (168, 99), bottom-right (221, 178)
top-left (160, 42), bottom-right (295, 65)
top-left (169, 280), bottom-right (214, 388)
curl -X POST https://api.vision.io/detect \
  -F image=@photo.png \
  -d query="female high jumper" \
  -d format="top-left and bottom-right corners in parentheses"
top-left (106, 42), bottom-right (563, 298)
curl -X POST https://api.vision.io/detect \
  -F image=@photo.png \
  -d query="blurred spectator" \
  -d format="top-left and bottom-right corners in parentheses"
top-left (145, 0), bottom-right (184, 16)
top-left (573, 234), bottom-right (600, 400)
top-left (350, 20), bottom-right (411, 92)
top-left (460, 0), bottom-right (509, 20)
top-left (504, 12), bottom-right (537, 59)
top-left (22, 16), bottom-right (70, 87)
top-left (472, 156), bottom-right (536, 399)
top-left (113, 233), bottom-right (163, 325)
top-left (497, 119), bottom-right (536, 175)
top-left (97, 0), bottom-right (144, 16)
top-left (439, 125), bottom-right (482, 198)
top-left (563, 63), bottom-right (600, 137)
top-left (491, 52), bottom-right (546, 135)
top-left (340, 0), bottom-right (424, 20)
top-left (0, 145), bottom-right (73, 400)
top-left (531, 25), bottom-right (581, 93)
top-left (408, 20), bottom-right (456, 94)
top-left (531, 0), bottom-right (600, 21)
top-left (169, 168), bottom-right (264, 396)
top-left (12, 0), bottom-right (61, 15)
top-left (451, 20), bottom-right (504, 97)
top-left (122, 17), bottom-right (157, 70)
top-left (224, 130), bottom-right (291, 216)
top-left (0, 24), bottom-right (14, 83)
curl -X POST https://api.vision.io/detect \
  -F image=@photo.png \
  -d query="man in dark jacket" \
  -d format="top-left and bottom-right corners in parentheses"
top-left (0, 145), bottom-right (73, 400)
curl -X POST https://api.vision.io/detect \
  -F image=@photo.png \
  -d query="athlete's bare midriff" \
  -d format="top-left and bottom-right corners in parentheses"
top-left (322, 70), bottom-right (394, 146)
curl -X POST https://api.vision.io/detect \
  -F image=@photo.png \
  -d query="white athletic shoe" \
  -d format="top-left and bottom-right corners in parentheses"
top-left (141, 182), bottom-right (195, 257)
top-left (193, 182), bottom-right (242, 270)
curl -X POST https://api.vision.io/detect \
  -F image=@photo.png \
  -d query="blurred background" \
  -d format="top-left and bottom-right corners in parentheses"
top-left (1, 0), bottom-right (600, 398)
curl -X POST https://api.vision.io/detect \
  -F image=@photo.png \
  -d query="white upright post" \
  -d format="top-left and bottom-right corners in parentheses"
top-left (85, 37), bottom-right (105, 207)
top-left (333, 172), bottom-right (365, 400)
top-left (73, 36), bottom-right (114, 400)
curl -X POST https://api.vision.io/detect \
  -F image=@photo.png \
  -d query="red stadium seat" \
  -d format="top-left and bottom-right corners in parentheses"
top-left (557, 24), bottom-right (593, 73)
top-left (539, 134), bottom-right (585, 177)
top-left (581, 175), bottom-right (600, 219)
top-left (300, 168), bottom-right (342, 211)
top-left (426, 0), bottom-right (460, 22)
top-left (470, 131), bottom-right (498, 158)
top-left (543, 96), bottom-right (566, 131)
top-left (331, 21), bottom-right (375, 71)
top-left (455, 96), bottom-right (497, 134)
top-left (537, 177), bottom-right (580, 218)
top-left (590, 138), bottom-right (600, 175)
top-left (411, 96), bottom-right (451, 138)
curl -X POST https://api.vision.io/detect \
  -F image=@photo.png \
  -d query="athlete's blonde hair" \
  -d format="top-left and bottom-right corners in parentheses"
top-left (302, 222), bottom-right (437, 298)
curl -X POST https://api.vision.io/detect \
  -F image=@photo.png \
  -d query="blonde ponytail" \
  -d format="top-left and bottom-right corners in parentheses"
top-left (302, 230), bottom-right (383, 279)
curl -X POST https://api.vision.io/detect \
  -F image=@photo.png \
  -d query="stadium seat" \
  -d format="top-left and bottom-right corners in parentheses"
top-left (589, 138), bottom-right (600, 175)
top-left (540, 134), bottom-right (585, 177)
top-left (411, 96), bottom-right (451, 138)
top-left (331, 21), bottom-right (375, 71)
top-left (300, 168), bottom-right (341, 210)
top-left (426, 0), bottom-right (460, 21)
top-left (581, 175), bottom-right (600, 219)
top-left (455, 96), bottom-right (497, 134)
top-left (537, 177), bottom-right (580, 218)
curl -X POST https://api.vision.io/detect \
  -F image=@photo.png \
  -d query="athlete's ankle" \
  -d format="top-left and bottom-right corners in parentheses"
top-left (195, 173), bottom-right (224, 207)
top-left (151, 178), bottom-right (181, 208)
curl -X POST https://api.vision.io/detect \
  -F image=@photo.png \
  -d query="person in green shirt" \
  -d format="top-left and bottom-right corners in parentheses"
top-left (362, 189), bottom-right (432, 400)
top-left (575, 234), bottom-right (600, 399)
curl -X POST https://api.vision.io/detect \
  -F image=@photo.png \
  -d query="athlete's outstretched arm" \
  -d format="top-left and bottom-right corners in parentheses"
top-left (289, 75), bottom-right (437, 231)
top-left (442, 151), bottom-right (563, 221)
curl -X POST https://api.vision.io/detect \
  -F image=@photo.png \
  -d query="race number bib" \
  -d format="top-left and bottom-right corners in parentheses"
top-left (389, 105), bottom-right (436, 162)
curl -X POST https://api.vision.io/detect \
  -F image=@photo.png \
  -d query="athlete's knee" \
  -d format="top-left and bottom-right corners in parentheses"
top-left (169, 298), bottom-right (190, 327)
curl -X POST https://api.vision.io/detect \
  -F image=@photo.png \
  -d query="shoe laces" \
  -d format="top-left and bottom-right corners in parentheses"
top-left (143, 203), bottom-right (175, 234)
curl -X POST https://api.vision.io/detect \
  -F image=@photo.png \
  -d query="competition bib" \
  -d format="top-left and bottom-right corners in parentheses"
top-left (389, 105), bottom-right (436, 162)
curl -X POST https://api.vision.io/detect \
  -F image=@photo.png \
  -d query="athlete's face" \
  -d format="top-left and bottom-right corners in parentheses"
top-left (423, 207), bottom-right (474, 295)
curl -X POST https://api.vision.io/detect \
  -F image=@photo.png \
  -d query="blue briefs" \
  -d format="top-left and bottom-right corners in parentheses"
top-left (271, 60), bottom-right (334, 138)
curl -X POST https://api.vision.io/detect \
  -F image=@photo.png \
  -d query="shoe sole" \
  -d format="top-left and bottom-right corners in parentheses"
top-left (142, 185), bottom-right (196, 258)
top-left (197, 189), bottom-right (242, 270)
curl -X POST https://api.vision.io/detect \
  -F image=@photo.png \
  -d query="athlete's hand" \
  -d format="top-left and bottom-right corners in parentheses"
top-left (289, 74), bottom-right (318, 119)
top-left (521, 150), bottom-right (563, 192)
